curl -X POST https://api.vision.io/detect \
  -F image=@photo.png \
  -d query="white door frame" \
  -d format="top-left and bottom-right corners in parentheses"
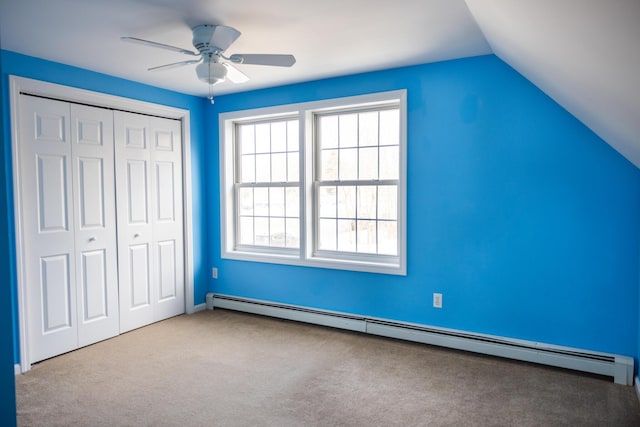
top-left (10, 75), bottom-right (198, 372)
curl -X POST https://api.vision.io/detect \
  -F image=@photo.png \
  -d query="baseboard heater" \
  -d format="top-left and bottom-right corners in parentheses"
top-left (211, 294), bottom-right (634, 385)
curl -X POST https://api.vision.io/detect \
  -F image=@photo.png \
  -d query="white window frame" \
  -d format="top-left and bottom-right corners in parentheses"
top-left (220, 90), bottom-right (407, 275)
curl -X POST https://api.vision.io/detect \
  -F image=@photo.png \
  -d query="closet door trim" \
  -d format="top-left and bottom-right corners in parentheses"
top-left (10, 75), bottom-right (197, 373)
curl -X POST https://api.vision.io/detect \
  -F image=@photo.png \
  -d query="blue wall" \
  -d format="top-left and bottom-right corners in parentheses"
top-left (0, 50), bottom-right (210, 366)
top-left (0, 46), bottom-right (17, 427)
top-left (209, 55), bottom-right (640, 358)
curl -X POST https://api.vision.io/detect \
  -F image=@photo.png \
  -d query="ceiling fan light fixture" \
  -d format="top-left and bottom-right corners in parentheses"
top-left (196, 61), bottom-right (227, 86)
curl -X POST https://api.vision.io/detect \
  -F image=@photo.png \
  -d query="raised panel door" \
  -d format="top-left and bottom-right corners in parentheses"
top-left (150, 117), bottom-right (184, 320)
top-left (71, 104), bottom-right (119, 347)
top-left (115, 111), bottom-right (154, 332)
top-left (116, 112), bottom-right (184, 331)
top-left (20, 96), bottom-right (78, 363)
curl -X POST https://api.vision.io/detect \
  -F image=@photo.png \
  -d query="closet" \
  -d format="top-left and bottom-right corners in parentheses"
top-left (18, 95), bottom-right (184, 363)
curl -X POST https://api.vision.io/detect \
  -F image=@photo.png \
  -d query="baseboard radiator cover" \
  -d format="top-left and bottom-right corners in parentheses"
top-left (212, 294), bottom-right (634, 385)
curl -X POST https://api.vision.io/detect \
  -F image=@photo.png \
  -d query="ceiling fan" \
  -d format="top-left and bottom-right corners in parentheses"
top-left (122, 24), bottom-right (296, 103)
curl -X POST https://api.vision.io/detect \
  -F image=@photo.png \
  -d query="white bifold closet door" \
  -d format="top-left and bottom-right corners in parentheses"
top-left (20, 96), bottom-right (119, 363)
top-left (114, 111), bottom-right (184, 333)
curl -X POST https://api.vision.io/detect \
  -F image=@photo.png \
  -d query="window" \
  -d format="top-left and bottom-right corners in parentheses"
top-left (235, 118), bottom-right (300, 251)
top-left (220, 90), bottom-right (406, 275)
top-left (315, 107), bottom-right (400, 257)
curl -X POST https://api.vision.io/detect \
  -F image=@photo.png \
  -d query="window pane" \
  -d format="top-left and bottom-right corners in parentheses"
top-left (255, 123), bottom-right (271, 153)
top-left (319, 186), bottom-right (336, 218)
top-left (286, 187), bottom-right (299, 217)
top-left (379, 109), bottom-right (399, 146)
top-left (255, 154), bottom-right (270, 182)
top-left (287, 120), bottom-right (299, 151)
top-left (359, 147), bottom-right (378, 180)
top-left (337, 185), bottom-right (356, 218)
top-left (314, 106), bottom-right (401, 257)
top-left (239, 125), bottom-right (255, 154)
top-left (358, 111), bottom-right (378, 147)
top-left (357, 220), bottom-right (377, 254)
top-left (271, 153), bottom-right (286, 182)
top-left (319, 218), bottom-right (336, 250)
top-left (357, 186), bottom-right (377, 220)
top-left (238, 185), bottom-right (299, 249)
top-left (287, 152), bottom-right (299, 182)
top-left (379, 146), bottom-right (399, 180)
top-left (286, 218), bottom-right (300, 248)
top-left (339, 148), bottom-right (357, 180)
top-left (254, 217), bottom-right (269, 246)
top-left (270, 217), bottom-right (285, 247)
top-left (238, 217), bottom-right (254, 245)
top-left (234, 119), bottom-right (304, 250)
top-left (337, 219), bottom-right (356, 252)
top-left (240, 155), bottom-right (255, 183)
top-left (254, 187), bottom-right (269, 216)
top-left (271, 121), bottom-right (287, 153)
top-left (378, 220), bottom-right (398, 255)
top-left (339, 114), bottom-right (358, 148)
top-left (270, 187), bottom-right (285, 217)
top-left (378, 186), bottom-right (397, 220)
top-left (319, 115), bottom-right (338, 149)
top-left (321, 149), bottom-right (339, 180)
top-left (238, 187), bottom-right (253, 215)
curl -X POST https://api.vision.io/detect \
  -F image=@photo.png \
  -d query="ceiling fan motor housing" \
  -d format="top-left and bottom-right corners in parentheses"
top-left (192, 24), bottom-right (217, 52)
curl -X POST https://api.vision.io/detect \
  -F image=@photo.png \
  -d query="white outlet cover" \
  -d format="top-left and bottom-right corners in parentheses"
top-left (433, 293), bottom-right (443, 308)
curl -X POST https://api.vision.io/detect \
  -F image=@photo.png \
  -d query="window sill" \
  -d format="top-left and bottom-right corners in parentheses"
top-left (222, 249), bottom-right (406, 276)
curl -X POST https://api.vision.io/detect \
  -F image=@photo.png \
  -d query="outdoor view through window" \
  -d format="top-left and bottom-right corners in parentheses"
top-left (316, 108), bottom-right (399, 256)
top-left (236, 119), bottom-right (300, 249)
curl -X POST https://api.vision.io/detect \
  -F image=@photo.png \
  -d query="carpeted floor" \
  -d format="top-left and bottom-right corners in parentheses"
top-left (15, 309), bottom-right (640, 426)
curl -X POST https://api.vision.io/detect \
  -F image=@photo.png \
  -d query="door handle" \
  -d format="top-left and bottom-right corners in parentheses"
top-left (89, 237), bottom-right (96, 242)
top-left (134, 233), bottom-right (140, 238)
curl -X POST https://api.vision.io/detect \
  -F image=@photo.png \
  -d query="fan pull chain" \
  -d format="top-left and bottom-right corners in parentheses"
top-left (208, 84), bottom-right (215, 104)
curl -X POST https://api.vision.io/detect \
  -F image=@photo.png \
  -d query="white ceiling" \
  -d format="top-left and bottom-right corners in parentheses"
top-left (1, 0), bottom-right (638, 168)
top-left (0, 0), bottom-right (491, 96)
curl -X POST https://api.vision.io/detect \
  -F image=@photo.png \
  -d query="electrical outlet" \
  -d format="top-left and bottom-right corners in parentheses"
top-left (212, 267), bottom-right (218, 279)
top-left (433, 293), bottom-right (443, 309)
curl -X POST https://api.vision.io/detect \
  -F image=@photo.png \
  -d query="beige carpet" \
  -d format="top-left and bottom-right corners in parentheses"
top-left (15, 309), bottom-right (640, 426)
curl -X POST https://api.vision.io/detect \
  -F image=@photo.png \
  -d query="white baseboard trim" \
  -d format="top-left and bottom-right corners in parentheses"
top-left (14, 364), bottom-right (21, 375)
top-left (212, 294), bottom-right (635, 386)
top-left (192, 303), bottom-right (207, 313)
top-left (635, 376), bottom-right (640, 402)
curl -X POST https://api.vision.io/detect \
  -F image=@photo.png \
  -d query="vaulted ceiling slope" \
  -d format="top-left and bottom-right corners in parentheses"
top-left (0, 1), bottom-right (638, 168)
top-left (465, 0), bottom-right (640, 168)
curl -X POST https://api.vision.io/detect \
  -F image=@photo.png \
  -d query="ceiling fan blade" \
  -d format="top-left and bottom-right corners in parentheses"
top-left (210, 25), bottom-right (241, 51)
top-left (148, 59), bottom-right (202, 72)
top-left (121, 36), bottom-right (199, 56)
top-left (229, 54), bottom-right (296, 67)
top-left (223, 63), bottom-right (249, 83)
